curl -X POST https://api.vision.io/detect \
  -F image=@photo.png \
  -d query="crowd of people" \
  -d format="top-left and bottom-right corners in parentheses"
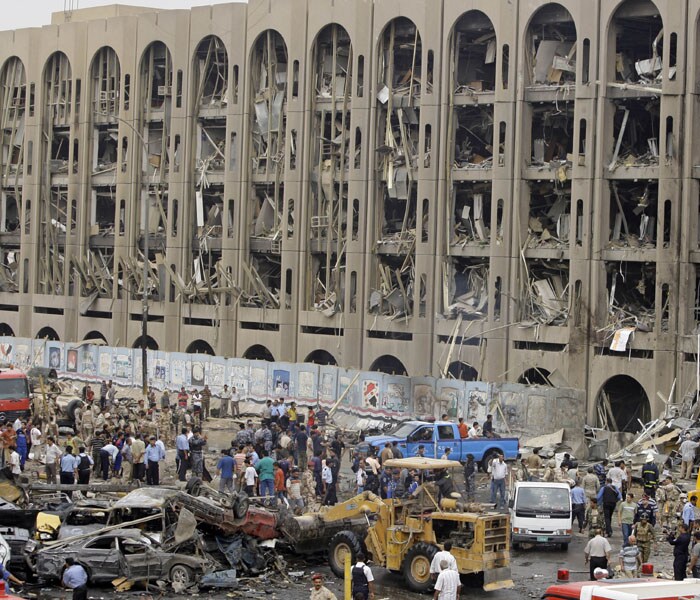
top-left (520, 449), bottom-right (700, 582)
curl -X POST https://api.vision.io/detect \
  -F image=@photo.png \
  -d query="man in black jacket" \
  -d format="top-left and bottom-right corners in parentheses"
top-left (598, 478), bottom-right (621, 537)
top-left (668, 523), bottom-right (691, 580)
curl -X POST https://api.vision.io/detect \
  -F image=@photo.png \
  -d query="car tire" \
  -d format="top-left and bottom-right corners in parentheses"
top-left (328, 530), bottom-right (362, 578)
top-left (403, 542), bottom-right (438, 593)
top-left (185, 477), bottom-right (202, 497)
top-left (560, 543), bottom-right (569, 551)
top-left (170, 564), bottom-right (193, 586)
top-left (232, 492), bottom-right (249, 519)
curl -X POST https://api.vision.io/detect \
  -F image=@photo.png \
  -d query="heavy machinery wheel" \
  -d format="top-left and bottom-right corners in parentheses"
top-left (170, 564), bottom-right (194, 586)
top-left (403, 542), bottom-right (438, 592)
top-left (66, 399), bottom-right (83, 422)
top-left (328, 530), bottom-right (362, 577)
top-left (185, 476), bottom-right (202, 496)
top-left (480, 449), bottom-right (500, 473)
top-left (232, 492), bottom-right (249, 519)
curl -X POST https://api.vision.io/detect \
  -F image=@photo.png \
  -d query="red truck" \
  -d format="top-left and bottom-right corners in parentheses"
top-left (543, 579), bottom-right (700, 600)
top-left (0, 367), bottom-right (31, 424)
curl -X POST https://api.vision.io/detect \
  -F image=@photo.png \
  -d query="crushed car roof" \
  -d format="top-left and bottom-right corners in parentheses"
top-left (112, 488), bottom-right (179, 510)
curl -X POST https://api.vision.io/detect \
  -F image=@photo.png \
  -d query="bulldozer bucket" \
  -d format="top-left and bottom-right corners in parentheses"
top-left (483, 567), bottom-right (514, 591)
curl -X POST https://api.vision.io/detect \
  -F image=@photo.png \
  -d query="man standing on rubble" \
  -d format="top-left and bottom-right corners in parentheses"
top-left (145, 436), bottom-right (165, 485)
top-left (100, 438), bottom-right (119, 481)
top-left (60, 446), bottom-right (78, 484)
top-left (256, 449), bottom-right (275, 504)
top-left (201, 384), bottom-right (211, 421)
top-left (679, 434), bottom-right (699, 480)
top-left (230, 386), bottom-right (241, 418)
top-left (158, 406), bottom-right (174, 447)
top-left (216, 449), bottom-right (236, 494)
top-left (44, 436), bottom-right (62, 484)
top-left (76, 447), bottom-right (93, 484)
top-left (131, 434), bottom-right (146, 482)
top-left (295, 426), bottom-right (309, 471)
top-left (219, 384), bottom-right (231, 418)
top-left (189, 428), bottom-right (207, 478)
top-left (176, 427), bottom-right (190, 482)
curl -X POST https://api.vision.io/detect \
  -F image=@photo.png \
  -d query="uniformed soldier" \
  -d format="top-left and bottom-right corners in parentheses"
top-left (658, 477), bottom-right (681, 528)
top-left (584, 498), bottom-right (605, 537)
top-left (81, 405), bottom-right (94, 441)
top-left (301, 469), bottom-right (318, 511)
top-left (634, 515), bottom-right (655, 563)
top-left (542, 459), bottom-right (556, 482)
top-left (158, 407), bottom-right (174, 446)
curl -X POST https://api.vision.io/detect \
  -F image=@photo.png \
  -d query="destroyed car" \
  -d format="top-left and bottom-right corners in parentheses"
top-left (33, 529), bottom-right (207, 585)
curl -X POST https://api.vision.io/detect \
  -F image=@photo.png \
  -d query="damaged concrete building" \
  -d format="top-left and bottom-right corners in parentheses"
top-left (2, 0), bottom-right (700, 434)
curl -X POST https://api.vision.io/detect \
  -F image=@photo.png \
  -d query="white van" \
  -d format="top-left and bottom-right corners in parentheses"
top-left (510, 481), bottom-right (572, 550)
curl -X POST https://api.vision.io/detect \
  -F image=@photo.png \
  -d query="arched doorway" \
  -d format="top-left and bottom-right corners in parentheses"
top-left (36, 327), bottom-right (59, 341)
top-left (186, 340), bottom-right (215, 355)
top-left (596, 375), bottom-right (651, 433)
top-left (304, 349), bottom-right (338, 366)
top-left (518, 367), bottom-right (553, 386)
top-left (243, 344), bottom-right (274, 362)
top-left (132, 336), bottom-right (158, 350)
top-left (369, 355), bottom-right (408, 376)
top-left (447, 361), bottom-right (479, 381)
top-left (83, 330), bottom-right (108, 344)
top-left (0, 324), bottom-right (14, 337)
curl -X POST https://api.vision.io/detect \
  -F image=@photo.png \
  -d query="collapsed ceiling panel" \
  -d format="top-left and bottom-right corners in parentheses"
top-left (525, 4), bottom-right (578, 87)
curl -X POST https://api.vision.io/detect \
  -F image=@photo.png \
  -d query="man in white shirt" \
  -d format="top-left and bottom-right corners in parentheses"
top-left (100, 441), bottom-right (119, 481)
top-left (365, 454), bottom-right (380, 476)
top-left (321, 459), bottom-right (333, 503)
top-left (30, 425), bottom-right (43, 461)
top-left (679, 434), bottom-right (700, 479)
top-left (607, 461), bottom-right (626, 491)
top-left (44, 436), bottom-right (62, 484)
top-left (230, 386), bottom-right (240, 418)
top-left (9, 445), bottom-right (21, 478)
top-left (584, 528), bottom-right (612, 580)
top-left (490, 454), bottom-right (508, 509)
top-left (351, 554), bottom-right (374, 600)
top-left (433, 559), bottom-right (461, 600)
top-left (468, 422), bottom-right (482, 438)
top-left (244, 459), bottom-right (258, 496)
top-left (429, 540), bottom-right (458, 579)
top-left (219, 385), bottom-right (232, 418)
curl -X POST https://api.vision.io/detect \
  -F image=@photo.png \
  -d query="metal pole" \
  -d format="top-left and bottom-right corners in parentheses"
top-left (96, 111), bottom-right (152, 397)
top-left (695, 333), bottom-right (700, 410)
top-left (142, 189), bottom-right (149, 397)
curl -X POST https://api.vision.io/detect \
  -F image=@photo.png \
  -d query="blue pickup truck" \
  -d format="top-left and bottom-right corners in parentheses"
top-left (364, 421), bottom-right (519, 471)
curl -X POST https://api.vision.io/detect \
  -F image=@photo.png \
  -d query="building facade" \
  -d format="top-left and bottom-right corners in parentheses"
top-left (0, 0), bottom-right (696, 431)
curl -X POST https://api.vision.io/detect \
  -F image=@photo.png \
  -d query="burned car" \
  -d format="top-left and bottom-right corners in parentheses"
top-left (34, 529), bottom-right (206, 585)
